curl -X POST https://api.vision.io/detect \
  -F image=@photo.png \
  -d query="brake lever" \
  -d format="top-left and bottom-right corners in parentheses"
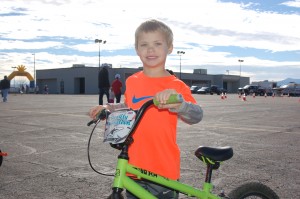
top-left (87, 109), bottom-right (110, 126)
top-left (87, 119), bottom-right (97, 126)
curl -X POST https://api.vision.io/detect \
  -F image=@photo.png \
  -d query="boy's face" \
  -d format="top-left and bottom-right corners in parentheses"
top-left (136, 30), bottom-right (173, 69)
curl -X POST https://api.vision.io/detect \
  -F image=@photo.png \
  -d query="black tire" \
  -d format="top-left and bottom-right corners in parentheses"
top-left (228, 182), bottom-right (279, 199)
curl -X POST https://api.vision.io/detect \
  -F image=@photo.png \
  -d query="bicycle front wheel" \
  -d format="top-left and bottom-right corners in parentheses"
top-left (227, 182), bottom-right (279, 199)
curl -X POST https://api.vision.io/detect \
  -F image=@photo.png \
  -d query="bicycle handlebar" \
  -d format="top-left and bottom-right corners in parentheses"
top-left (87, 94), bottom-right (183, 126)
top-left (87, 109), bottom-right (110, 126)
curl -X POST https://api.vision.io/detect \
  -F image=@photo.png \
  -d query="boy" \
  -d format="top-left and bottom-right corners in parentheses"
top-left (89, 19), bottom-right (203, 198)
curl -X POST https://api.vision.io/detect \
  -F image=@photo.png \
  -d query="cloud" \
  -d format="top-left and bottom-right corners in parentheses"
top-left (281, 0), bottom-right (300, 8)
top-left (0, 0), bottom-right (300, 82)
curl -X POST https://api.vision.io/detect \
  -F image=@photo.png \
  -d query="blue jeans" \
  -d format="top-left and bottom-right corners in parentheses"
top-left (99, 88), bottom-right (110, 105)
top-left (2, 89), bottom-right (9, 102)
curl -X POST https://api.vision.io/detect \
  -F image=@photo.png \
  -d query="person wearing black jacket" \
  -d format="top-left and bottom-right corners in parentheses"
top-left (0, 76), bottom-right (10, 102)
top-left (98, 66), bottom-right (110, 105)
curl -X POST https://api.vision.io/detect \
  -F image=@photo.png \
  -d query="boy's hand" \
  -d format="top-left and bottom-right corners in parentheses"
top-left (89, 105), bottom-right (106, 119)
top-left (154, 89), bottom-right (182, 109)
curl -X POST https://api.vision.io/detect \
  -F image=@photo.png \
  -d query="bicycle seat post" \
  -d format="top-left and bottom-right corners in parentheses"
top-left (205, 164), bottom-right (213, 183)
top-left (205, 162), bottom-right (220, 183)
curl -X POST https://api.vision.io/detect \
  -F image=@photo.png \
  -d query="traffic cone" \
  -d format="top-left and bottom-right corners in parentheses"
top-left (242, 93), bottom-right (247, 101)
top-left (264, 93), bottom-right (267, 98)
top-left (221, 93), bottom-right (224, 100)
top-left (252, 93), bottom-right (255, 98)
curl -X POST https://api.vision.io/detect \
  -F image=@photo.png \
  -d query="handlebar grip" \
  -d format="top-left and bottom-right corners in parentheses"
top-left (96, 109), bottom-right (109, 120)
top-left (153, 94), bottom-right (183, 106)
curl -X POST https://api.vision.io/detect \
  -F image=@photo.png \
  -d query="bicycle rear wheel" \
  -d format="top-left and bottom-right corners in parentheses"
top-left (227, 182), bottom-right (279, 199)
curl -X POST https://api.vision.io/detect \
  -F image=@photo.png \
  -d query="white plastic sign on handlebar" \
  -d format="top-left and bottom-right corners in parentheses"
top-left (103, 109), bottom-right (136, 144)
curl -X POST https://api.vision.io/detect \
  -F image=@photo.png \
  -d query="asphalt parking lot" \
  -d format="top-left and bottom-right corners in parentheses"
top-left (0, 93), bottom-right (299, 199)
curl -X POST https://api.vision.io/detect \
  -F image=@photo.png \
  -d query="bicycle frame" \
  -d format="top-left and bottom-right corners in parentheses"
top-left (104, 98), bottom-right (221, 198)
top-left (89, 96), bottom-right (276, 199)
top-left (111, 149), bottom-right (220, 199)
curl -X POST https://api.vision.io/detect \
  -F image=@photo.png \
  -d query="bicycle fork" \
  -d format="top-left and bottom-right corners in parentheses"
top-left (111, 145), bottom-right (157, 199)
top-left (111, 146), bottom-right (129, 199)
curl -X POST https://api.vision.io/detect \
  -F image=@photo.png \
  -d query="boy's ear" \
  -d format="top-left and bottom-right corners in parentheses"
top-left (168, 44), bottom-right (173, 54)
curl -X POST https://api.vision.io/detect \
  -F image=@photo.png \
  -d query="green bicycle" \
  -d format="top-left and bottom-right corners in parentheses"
top-left (87, 95), bottom-right (279, 199)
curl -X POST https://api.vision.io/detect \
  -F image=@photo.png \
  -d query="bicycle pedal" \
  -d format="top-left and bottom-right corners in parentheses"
top-left (218, 191), bottom-right (230, 199)
top-left (218, 190), bottom-right (230, 199)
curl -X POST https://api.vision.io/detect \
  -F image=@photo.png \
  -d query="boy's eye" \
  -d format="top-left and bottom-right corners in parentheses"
top-left (139, 43), bottom-right (147, 47)
top-left (155, 42), bottom-right (162, 46)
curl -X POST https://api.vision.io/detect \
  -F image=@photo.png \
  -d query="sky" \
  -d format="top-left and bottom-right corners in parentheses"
top-left (1, 0), bottom-right (300, 83)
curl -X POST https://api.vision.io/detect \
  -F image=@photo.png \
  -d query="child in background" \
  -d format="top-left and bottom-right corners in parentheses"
top-left (89, 19), bottom-right (203, 198)
top-left (111, 74), bottom-right (123, 103)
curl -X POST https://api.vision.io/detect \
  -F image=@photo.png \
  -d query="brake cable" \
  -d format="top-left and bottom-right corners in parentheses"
top-left (87, 119), bottom-right (114, 177)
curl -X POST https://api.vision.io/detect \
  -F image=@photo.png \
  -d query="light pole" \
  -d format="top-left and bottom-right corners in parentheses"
top-left (238, 59), bottom-right (244, 87)
top-left (177, 51), bottom-right (185, 80)
top-left (11, 66), bottom-right (17, 88)
top-left (238, 59), bottom-right (244, 76)
top-left (32, 53), bottom-right (35, 87)
top-left (95, 39), bottom-right (106, 70)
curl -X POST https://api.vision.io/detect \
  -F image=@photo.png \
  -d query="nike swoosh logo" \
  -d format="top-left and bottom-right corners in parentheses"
top-left (132, 95), bottom-right (153, 104)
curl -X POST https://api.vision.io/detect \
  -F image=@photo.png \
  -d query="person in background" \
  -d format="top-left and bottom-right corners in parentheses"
top-left (0, 75), bottom-right (10, 102)
top-left (21, 84), bottom-right (25, 94)
top-left (111, 74), bottom-right (123, 103)
top-left (44, 85), bottom-right (49, 94)
top-left (98, 66), bottom-right (110, 105)
top-left (35, 85), bottom-right (39, 94)
top-left (26, 84), bottom-right (29, 94)
top-left (89, 19), bottom-right (203, 198)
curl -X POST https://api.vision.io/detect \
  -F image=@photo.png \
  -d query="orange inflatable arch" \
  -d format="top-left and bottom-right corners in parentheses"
top-left (7, 65), bottom-right (34, 81)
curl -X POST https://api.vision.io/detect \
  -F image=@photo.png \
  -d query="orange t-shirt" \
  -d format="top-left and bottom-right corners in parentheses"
top-left (124, 71), bottom-right (196, 180)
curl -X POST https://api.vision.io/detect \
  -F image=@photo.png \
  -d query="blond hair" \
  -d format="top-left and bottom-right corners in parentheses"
top-left (135, 19), bottom-right (173, 50)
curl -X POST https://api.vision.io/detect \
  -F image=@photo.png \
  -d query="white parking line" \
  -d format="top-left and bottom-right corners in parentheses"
top-left (10, 109), bottom-right (87, 118)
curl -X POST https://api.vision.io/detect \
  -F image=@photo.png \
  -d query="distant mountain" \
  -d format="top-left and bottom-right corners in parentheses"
top-left (277, 78), bottom-right (300, 86)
